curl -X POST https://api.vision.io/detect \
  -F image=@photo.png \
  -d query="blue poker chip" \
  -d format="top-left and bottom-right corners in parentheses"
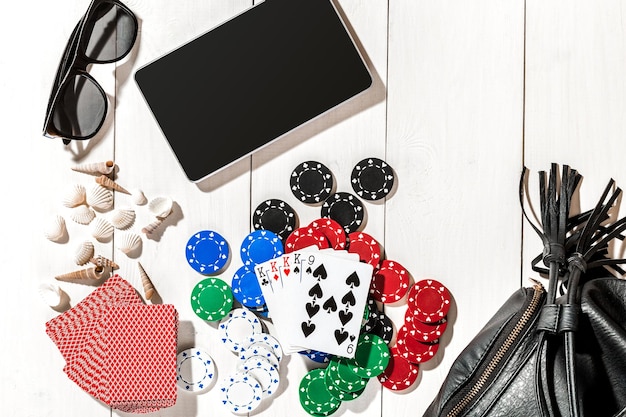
top-left (298, 349), bottom-right (333, 363)
top-left (232, 265), bottom-right (266, 308)
top-left (186, 230), bottom-right (229, 274)
top-left (240, 230), bottom-right (283, 266)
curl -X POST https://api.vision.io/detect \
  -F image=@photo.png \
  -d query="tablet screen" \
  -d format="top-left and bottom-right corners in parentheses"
top-left (134, 0), bottom-right (372, 182)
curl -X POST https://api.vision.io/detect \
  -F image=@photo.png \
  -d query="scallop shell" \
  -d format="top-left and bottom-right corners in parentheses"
top-left (38, 282), bottom-right (64, 308)
top-left (116, 232), bottom-right (142, 254)
top-left (74, 240), bottom-right (95, 265)
top-left (61, 184), bottom-right (86, 208)
top-left (44, 214), bottom-right (66, 242)
top-left (138, 262), bottom-right (156, 300)
top-left (69, 205), bottom-right (96, 225)
top-left (131, 189), bottom-right (148, 206)
top-left (148, 196), bottom-right (173, 218)
top-left (110, 207), bottom-right (136, 229)
top-left (71, 160), bottom-right (115, 176)
top-left (86, 184), bottom-right (114, 211)
top-left (96, 175), bottom-right (130, 194)
top-left (90, 217), bottom-right (114, 241)
top-left (55, 266), bottom-right (105, 282)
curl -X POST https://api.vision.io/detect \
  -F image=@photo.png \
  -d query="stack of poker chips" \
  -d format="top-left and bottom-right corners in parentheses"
top-left (298, 334), bottom-right (390, 416)
top-left (377, 279), bottom-right (451, 391)
top-left (45, 275), bottom-right (179, 413)
top-left (216, 307), bottom-right (285, 415)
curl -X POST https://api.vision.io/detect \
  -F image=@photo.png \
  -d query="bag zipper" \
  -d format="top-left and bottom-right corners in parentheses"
top-left (444, 280), bottom-right (545, 417)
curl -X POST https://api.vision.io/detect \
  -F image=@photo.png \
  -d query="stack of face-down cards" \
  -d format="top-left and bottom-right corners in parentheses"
top-left (254, 246), bottom-right (373, 358)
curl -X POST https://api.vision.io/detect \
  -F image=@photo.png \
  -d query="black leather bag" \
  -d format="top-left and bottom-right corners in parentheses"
top-left (423, 165), bottom-right (626, 417)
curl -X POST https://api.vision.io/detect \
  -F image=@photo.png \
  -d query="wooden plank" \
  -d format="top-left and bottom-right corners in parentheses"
top-left (385, 1), bottom-right (525, 414)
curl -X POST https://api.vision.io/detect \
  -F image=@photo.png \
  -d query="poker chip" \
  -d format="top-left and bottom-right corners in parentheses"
top-left (350, 157), bottom-right (395, 201)
top-left (308, 218), bottom-right (347, 250)
top-left (327, 357), bottom-right (369, 393)
top-left (218, 372), bottom-right (263, 415)
top-left (238, 344), bottom-right (280, 369)
top-left (290, 161), bottom-right (334, 204)
top-left (190, 277), bottom-right (233, 321)
top-left (176, 348), bottom-right (216, 393)
top-left (321, 192), bottom-right (365, 234)
top-left (406, 279), bottom-right (451, 323)
top-left (344, 333), bottom-right (390, 378)
top-left (231, 265), bottom-right (265, 308)
top-left (252, 199), bottom-right (297, 240)
top-left (299, 349), bottom-right (333, 364)
top-left (240, 356), bottom-right (281, 398)
top-left (377, 346), bottom-right (420, 391)
top-left (284, 226), bottom-right (329, 253)
top-left (185, 230), bottom-right (229, 274)
top-left (218, 308), bottom-right (263, 353)
top-left (241, 333), bottom-right (284, 363)
top-left (404, 314), bottom-right (448, 343)
top-left (395, 325), bottom-right (440, 364)
top-left (368, 311), bottom-right (394, 345)
top-left (240, 230), bottom-right (283, 266)
top-left (370, 260), bottom-right (410, 303)
top-left (299, 368), bottom-right (342, 416)
top-left (347, 232), bottom-right (381, 268)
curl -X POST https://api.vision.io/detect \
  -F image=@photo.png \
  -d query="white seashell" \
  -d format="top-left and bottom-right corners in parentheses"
top-left (110, 207), bottom-right (136, 229)
top-left (90, 217), bottom-right (114, 241)
top-left (131, 189), bottom-right (148, 206)
top-left (148, 196), bottom-right (173, 218)
top-left (69, 205), bottom-right (96, 225)
top-left (116, 232), bottom-right (142, 255)
top-left (71, 160), bottom-right (115, 176)
top-left (38, 282), bottom-right (64, 308)
top-left (44, 214), bottom-right (66, 242)
top-left (74, 240), bottom-right (95, 265)
top-left (61, 184), bottom-right (86, 208)
top-left (141, 218), bottom-right (164, 235)
top-left (86, 185), bottom-right (114, 211)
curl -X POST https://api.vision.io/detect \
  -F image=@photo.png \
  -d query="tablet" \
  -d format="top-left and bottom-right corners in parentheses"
top-left (134, 0), bottom-right (372, 182)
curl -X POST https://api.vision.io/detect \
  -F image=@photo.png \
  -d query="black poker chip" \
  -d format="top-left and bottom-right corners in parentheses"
top-left (351, 157), bottom-right (395, 201)
top-left (290, 161), bottom-right (334, 204)
top-left (320, 192), bottom-right (365, 234)
top-left (252, 199), bottom-right (297, 240)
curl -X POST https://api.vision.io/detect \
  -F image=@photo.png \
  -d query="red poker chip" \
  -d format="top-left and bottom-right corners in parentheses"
top-left (370, 260), bottom-right (410, 304)
top-left (406, 279), bottom-right (451, 323)
top-left (284, 226), bottom-right (329, 253)
top-left (404, 313), bottom-right (447, 343)
top-left (394, 324), bottom-right (439, 364)
top-left (377, 346), bottom-right (420, 391)
top-left (308, 218), bottom-right (347, 250)
top-left (347, 232), bottom-right (381, 268)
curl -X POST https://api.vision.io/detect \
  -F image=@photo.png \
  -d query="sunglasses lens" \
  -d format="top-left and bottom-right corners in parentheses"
top-left (83, 2), bottom-right (137, 62)
top-left (51, 74), bottom-right (106, 139)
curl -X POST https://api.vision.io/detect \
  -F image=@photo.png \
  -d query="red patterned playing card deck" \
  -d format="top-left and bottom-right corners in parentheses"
top-left (45, 275), bottom-right (179, 413)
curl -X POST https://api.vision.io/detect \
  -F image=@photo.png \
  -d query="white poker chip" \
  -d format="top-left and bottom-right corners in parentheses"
top-left (219, 372), bottom-right (263, 415)
top-left (241, 356), bottom-right (281, 398)
top-left (176, 348), bottom-right (216, 393)
top-left (218, 308), bottom-right (263, 353)
top-left (240, 332), bottom-right (284, 362)
top-left (238, 344), bottom-right (280, 369)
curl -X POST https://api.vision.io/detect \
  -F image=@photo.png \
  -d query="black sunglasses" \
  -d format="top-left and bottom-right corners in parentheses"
top-left (43, 0), bottom-right (138, 145)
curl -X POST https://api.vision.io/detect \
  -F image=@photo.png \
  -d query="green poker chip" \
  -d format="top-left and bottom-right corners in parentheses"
top-left (299, 369), bottom-right (341, 416)
top-left (190, 277), bottom-right (233, 321)
top-left (325, 357), bottom-right (369, 394)
top-left (344, 333), bottom-right (390, 378)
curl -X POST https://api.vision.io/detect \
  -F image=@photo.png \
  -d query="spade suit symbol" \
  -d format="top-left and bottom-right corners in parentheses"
top-left (323, 296), bottom-right (338, 313)
top-left (308, 283), bottom-right (323, 299)
top-left (302, 321), bottom-right (315, 337)
top-left (345, 272), bottom-right (360, 288)
top-left (313, 264), bottom-right (328, 281)
top-left (341, 291), bottom-right (356, 306)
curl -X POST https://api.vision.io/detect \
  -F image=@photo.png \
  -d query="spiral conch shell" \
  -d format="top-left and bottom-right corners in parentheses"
top-left (69, 205), bottom-right (96, 225)
top-left (116, 232), bottom-right (142, 255)
top-left (110, 207), bottom-right (135, 230)
top-left (86, 185), bottom-right (114, 211)
top-left (90, 255), bottom-right (119, 270)
top-left (71, 160), bottom-right (115, 176)
top-left (62, 184), bottom-right (86, 208)
top-left (55, 266), bottom-right (105, 282)
top-left (95, 175), bottom-right (130, 194)
top-left (137, 262), bottom-right (156, 301)
top-left (44, 214), bottom-right (66, 242)
top-left (74, 240), bottom-right (95, 265)
top-left (91, 217), bottom-right (114, 241)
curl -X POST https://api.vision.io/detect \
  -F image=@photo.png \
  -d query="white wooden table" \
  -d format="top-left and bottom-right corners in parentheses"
top-left (2, 1), bottom-right (626, 416)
